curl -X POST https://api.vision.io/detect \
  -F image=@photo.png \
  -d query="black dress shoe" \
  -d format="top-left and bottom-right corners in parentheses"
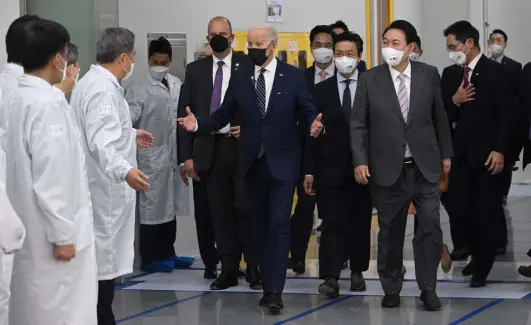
top-left (267, 293), bottom-right (284, 313)
top-left (518, 265), bottom-right (531, 278)
top-left (318, 277), bottom-right (340, 298)
top-left (204, 268), bottom-right (218, 280)
top-left (420, 290), bottom-right (441, 311)
top-left (450, 247), bottom-right (470, 261)
top-left (341, 260), bottom-right (348, 270)
top-left (259, 294), bottom-right (269, 307)
top-left (245, 266), bottom-right (263, 290)
top-left (496, 247), bottom-right (507, 255)
top-left (288, 258), bottom-right (306, 275)
top-left (350, 272), bottom-right (366, 292)
top-left (470, 276), bottom-right (486, 288)
top-left (462, 259), bottom-right (477, 277)
top-left (381, 294), bottom-right (400, 308)
top-left (210, 271), bottom-right (238, 290)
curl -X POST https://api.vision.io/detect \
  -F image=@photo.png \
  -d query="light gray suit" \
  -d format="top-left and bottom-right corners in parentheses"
top-left (350, 61), bottom-right (453, 295)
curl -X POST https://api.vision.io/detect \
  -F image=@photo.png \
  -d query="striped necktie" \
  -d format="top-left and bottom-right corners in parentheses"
top-left (255, 68), bottom-right (266, 159)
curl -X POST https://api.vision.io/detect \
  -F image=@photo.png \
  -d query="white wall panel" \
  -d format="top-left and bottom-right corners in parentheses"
top-left (0, 0), bottom-right (21, 64)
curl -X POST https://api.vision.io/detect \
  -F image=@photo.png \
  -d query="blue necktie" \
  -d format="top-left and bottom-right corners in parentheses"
top-left (209, 61), bottom-right (224, 113)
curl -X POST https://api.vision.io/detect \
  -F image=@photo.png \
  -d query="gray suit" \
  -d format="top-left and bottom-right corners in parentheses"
top-left (351, 61), bottom-right (453, 295)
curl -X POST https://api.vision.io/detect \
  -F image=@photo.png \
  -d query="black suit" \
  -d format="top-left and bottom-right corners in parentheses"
top-left (304, 75), bottom-right (372, 279)
top-left (521, 63), bottom-right (531, 169)
top-left (443, 54), bottom-right (513, 280)
top-left (178, 52), bottom-right (255, 271)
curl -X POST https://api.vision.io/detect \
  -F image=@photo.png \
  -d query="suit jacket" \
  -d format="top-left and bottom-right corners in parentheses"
top-left (350, 61), bottom-right (453, 187)
top-left (303, 60), bottom-right (367, 91)
top-left (195, 59), bottom-right (317, 182)
top-left (304, 74), bottom-right (363, 186)
top-left (520, 62), bottom-right (531, 168)
top-left (442, 55), bottom-right (514, 167)
top-left (177, 51), bottom-right (250, 171)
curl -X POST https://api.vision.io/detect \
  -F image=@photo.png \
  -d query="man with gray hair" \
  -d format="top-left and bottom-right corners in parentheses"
top-left (71, 27), bottom-right (154, 325)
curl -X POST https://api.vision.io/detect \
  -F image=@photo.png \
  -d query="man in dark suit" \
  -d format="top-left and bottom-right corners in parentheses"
top-left (488, 28), bottom-right (523, 255)
top-left (351, 20), bottom-right (453, 310)
top-left (303, 32), bottom-right (372, 298)
top-left (178, 16), bottom-right (260, 290)
top-left (442, 21), bottom-right (512, 287)
top-left (329, 20), bottom-right (367, 72)
top-left (179, 24), bottom-right (322, 313)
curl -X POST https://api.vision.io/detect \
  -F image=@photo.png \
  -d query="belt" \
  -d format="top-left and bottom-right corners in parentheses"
top-left (404, 157), bottom-right (415, 165)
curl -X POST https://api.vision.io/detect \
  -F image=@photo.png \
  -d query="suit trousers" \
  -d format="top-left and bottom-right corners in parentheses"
top-left (139, 218), bottom-right (177, 263)
top-left (317, 178), bottom-right (372, 280)
top-left (497, 167), bottom-right (512, 249)
top-left (197, 136), bottom-right (255, 271)
top-left (97, 279), bottom-right (116, 325)
top-left (290, 180), bottom-right (316, 263)
top-left (192, 179), bottom-right (218, 269)
top-left (449, 158), bottom-right (504, 279)
top-left (246, 157), bottom-right (295, 294)
top-left (371, 163), bottom-right (442, 295)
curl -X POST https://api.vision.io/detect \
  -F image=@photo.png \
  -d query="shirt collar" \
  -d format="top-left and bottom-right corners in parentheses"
top-left (255, 57), bottom-right (277, 75)
top-left (19, 74), bottom-right (53, 89)
top-left (389, 61), bottom-right (411, 81)
top-left (213, 51), bottom-right (233, 68)
top-left (467, 53), bottom-right (483, 70)
top-left (92, 64), bottom-right (122, 89)
top-left (316, 61), bottom-right (336, 77)
top-left (337, 69), bottom-right (359, 83)
top-left (2, 63), bottom-right (24, 76)
top-left (495, 54), bottom-right (504, 64)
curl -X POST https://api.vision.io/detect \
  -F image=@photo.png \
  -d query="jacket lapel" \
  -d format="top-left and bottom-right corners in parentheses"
top-left (470, 54), bottom-right (486, 85)
top-left (265, 60), bottom-right (285, 118)
top-left (376, 66), bottom-right (405, 125)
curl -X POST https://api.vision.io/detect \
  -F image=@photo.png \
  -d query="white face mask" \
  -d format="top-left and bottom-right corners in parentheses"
top-left (489, 43), bottom-right (504, 58)
top-left (121, 55), bottom-right (135, 81)
top-left (381, 47), bottom-right (406, 67)
top-left (409, 52), bottom-right (420, 62)
top-left (449, 51), bottom-right (467, 66)
top-left (334, 56), bottom-right (358, 74)
top-left (59, 56), bottom-right (68, 81)
top-left (149, 66), bottom-right (170, 81)
top-left (73, 68), bottom-right (80, 84)
top-left (312, 48), bottom-right (334, 64)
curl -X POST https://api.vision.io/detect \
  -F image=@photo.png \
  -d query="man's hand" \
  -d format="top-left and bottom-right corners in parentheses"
top-left (177, 107), bottom-right (197, 132)
top-left (230, 126), bottom-right (240, 139)
top-left (184, 159), bottom-right (200, 181)
top-left (126, 168), bottom-right (150, 191)
top-left (179, 166), bottom-right (189, 186)
top-left (354, 165), bottom-right (370, 185)
top-left (452, 80), bottom-right (475, 105)
top-left (303, 176), bottom-right (315, 196)
top-left (442, 158), bottom-right (451, 175)
top-left (485, 151), bottom-right (504, 174)
top-left (310, 113), bottom-right (324, 138)
top-left (54, 244), bottom-right (76, 262)
top-left (136, 129), bottom-right (154, 148)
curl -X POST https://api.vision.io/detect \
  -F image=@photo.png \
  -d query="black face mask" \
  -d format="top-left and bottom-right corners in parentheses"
top-left (248, 45), bottom-right (270, 67)
top-left (210, 35), bottom-right (229, 53)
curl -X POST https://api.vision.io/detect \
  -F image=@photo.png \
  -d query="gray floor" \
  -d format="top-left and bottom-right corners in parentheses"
top-left (113, 168), bottom-right (531, 325)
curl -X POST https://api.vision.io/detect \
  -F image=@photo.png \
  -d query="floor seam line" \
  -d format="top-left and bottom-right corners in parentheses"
top-left (272, 295), bottom-right (353, 325)
top-left (448, 298), bottom-right (504, 325)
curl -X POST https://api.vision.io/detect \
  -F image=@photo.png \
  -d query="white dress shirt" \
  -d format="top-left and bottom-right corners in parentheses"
top-left (337, 69), bottom-right (359, 108)
top-left (254, 57), bottom-right (278, 112)
top-left (314, 62), bottom-right (335, 85)
top-left (212, 52), bottom-right (232, 133)
top-left (389, 62), bottom-right (412, 158)
top-left (467, 53), bottom-right (483, 82)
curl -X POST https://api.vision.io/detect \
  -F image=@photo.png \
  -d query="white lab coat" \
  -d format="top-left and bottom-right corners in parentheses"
top-left (71, 64), bottom-right (137, 280)
top-left (6, 75), bottom-right (97, 325)
top-left (125, 72), bottom-right (189, 225)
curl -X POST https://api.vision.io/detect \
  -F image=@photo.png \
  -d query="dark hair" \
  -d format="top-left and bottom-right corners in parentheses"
top-left (67, 43), bottom-right (79, 66)
top-left (330, 20), bottom-right (349, 33)
top-left (383, 20), bottom-right (418, 45)
top-left (5, 15), bottom-right (40, 64)
top-left (415, 35), bottom-right (422, 50)
top-left (309, 25), bottom-right (334, 43)
top-left (490, 29), bottom-right (508, 42)
top-left (20, 19), bottom-right (70, 73)
top-left (443, 20), bottom-right (480, 47)
top-left (334, 31), bottom-right (364, 56)
top-left (149, 36), bottom-right (172, 60)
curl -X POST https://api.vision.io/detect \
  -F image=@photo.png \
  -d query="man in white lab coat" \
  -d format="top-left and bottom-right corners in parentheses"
top-left (54, 42), bottom-right (81, 95)
top-left (6, 18), bottom-right (97, 325)
top-left (70, 27), bottom-right (154, 325)
top-left (126, 36), bottom-right (192, 273)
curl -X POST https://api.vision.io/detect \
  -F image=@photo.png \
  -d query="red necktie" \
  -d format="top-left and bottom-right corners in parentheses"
top-left (463, 67), bottom-right (471, 88)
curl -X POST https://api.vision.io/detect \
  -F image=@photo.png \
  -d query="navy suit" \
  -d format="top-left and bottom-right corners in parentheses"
top-left (196, 59), bottom-right (317, 294)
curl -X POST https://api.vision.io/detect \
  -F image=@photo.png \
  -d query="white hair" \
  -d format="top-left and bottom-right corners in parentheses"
top-left (196, 40), bottom-right (209, 53)
top-left (248, 24), bottom-right (278, 41)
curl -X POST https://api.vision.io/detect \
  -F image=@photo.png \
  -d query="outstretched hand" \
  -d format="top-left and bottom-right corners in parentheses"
top-left (310, 113), bottom-right (323, 138)
top-left (177, 107), bottom-right (197, 132)
top-left (136, 129), bottom-right (154, 148)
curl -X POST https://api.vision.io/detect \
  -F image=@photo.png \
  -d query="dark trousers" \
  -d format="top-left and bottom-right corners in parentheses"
top-left (197, 137), bottom-right (255, 270)
top-left (317, 178), bottom-right (372, 280)
top-left (448, 158), bottom-right (504, 279)
top-left (290, 181), bottom-right (316, 263)
top-left (98, 279), bottom-right (116, 325)
top-left (497, 167), bottom-right (512, 249)
top-left (413, 192), bottom-right (450, 235)
top-left (246, 158), bottom-right (295, 294)
top-left (371, 163), bottom-right (442, 295)
top-left (139, 218), bottom-right (176, 263)
top-left (193, 179), bottom-right (218, 269)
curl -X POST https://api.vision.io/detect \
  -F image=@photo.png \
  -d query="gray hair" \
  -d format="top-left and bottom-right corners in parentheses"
top-left (96, 27), bottom-right (135, 64)
top-left (66, 43), bottom-right (78, 65)
top-left (248, 24), bottom-right (278, 41)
